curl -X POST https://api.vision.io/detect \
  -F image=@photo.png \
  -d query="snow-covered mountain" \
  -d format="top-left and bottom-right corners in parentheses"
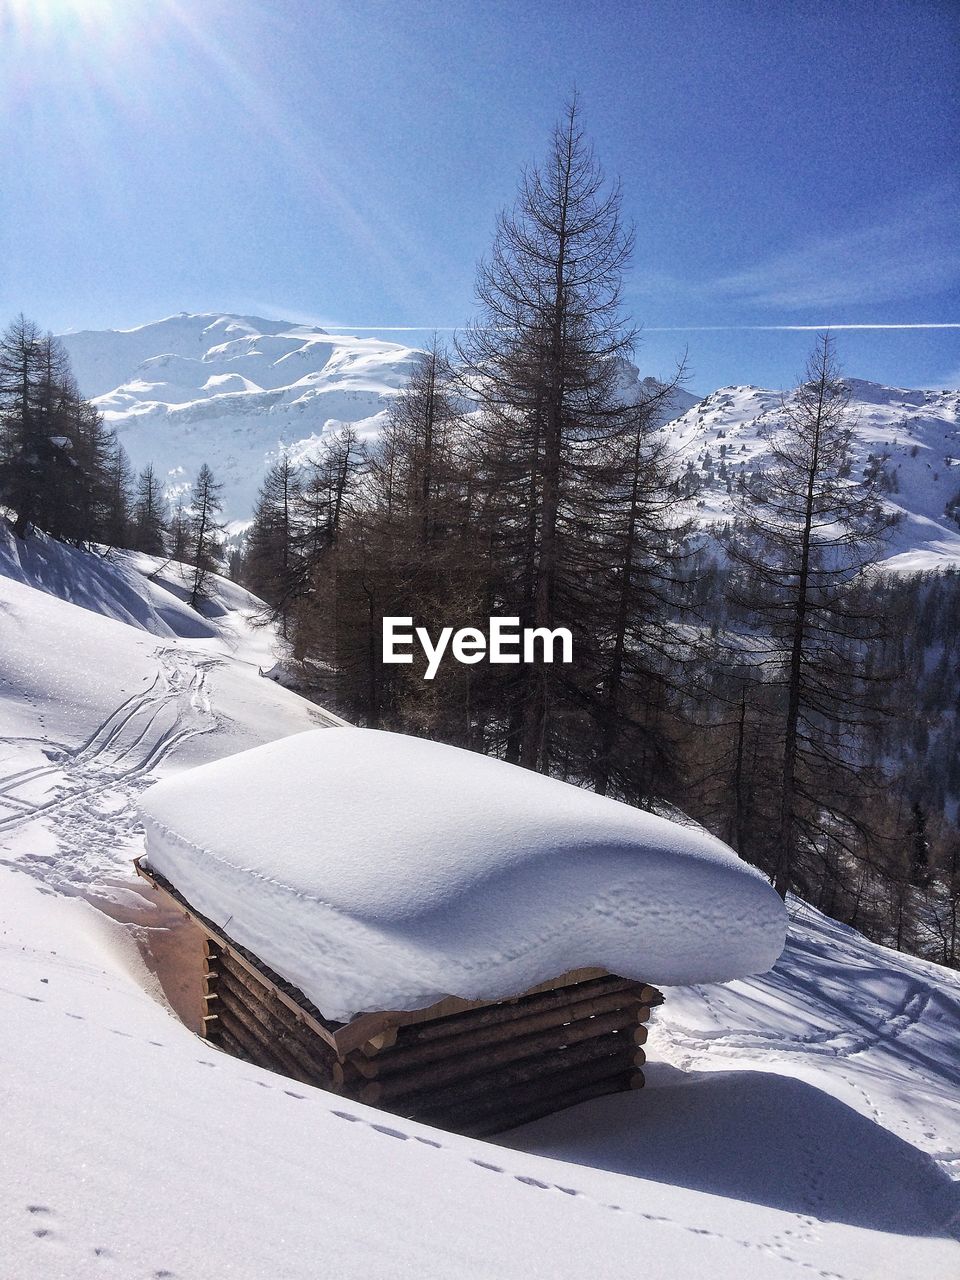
top-left (59, 313), bottom-right (700, 525)
top-left (60, 313), bottom-right (960, 569)
top-left (671, 380), bottom-right (960, 571)
top-left (60, 313), bottom-right (425, 523)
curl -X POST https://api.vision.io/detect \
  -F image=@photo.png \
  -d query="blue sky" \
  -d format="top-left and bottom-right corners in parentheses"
top-left (0, 0), bottom-right (957, 392)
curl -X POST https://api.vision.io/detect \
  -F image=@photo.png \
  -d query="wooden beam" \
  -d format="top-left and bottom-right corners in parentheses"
top-left (349, 1003), bottom-right (646, 1083)
top-left (361, 1028), bottom-right (636, 1109)
top-left (419, 1056), bottom-right (637, 1134)
top-left (361, 986), bottom-right (647, 1073)
top-left (216, 966), bottom-right (334, 1087)
top-left (460, 1071), bottom-right (634, 1138)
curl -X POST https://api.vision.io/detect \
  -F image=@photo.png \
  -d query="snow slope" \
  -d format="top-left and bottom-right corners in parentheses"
top-left (6, 866), bottom-right (956, 1280)
top-left (672, 379), bottom-right (960, 571)
top-left (139, 728), bottom-right (785, 1020)
top-left (0, 526), bottom-right (338, 895)
top-left (1, 530), bottom-right (958, 1278)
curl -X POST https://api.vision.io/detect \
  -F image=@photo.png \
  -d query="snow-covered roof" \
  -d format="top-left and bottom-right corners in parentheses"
top-left (139, 729), bottom-right (786, 1021)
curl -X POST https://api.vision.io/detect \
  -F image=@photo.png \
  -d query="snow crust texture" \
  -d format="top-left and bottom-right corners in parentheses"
top-left (140, 728), bottom-right (787, 1020)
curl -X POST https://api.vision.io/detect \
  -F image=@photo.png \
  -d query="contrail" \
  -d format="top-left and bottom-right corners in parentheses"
top-left (641, 323), bottom-right (960, 332)
top-left (318, 322), bottom-right (959, 334)
top-left (318, 325), bottom-right (460, 332)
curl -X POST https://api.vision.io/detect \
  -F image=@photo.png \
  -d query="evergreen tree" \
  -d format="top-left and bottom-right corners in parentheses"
top-left (728, 334), bottom-right (893, 897)
top-left (131, 463), bottom-right (168, 555)
top-left (187, 464), bottom-right (226, 610)
top-left (456, 95), bottom-right (637, 772)
top-left (102, 435), bottom-right (135, 549)
top-left (245, 454), bottom-right (302, 633)
top-left (169, 495), bottom-right (190, 563)
top-left (66, 396), bottom-right (116, 545)
top-left (0, 316), bottom-right (72, 537)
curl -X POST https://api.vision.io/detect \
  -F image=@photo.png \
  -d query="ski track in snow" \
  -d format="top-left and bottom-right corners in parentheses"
top-left (0, 645), bottom-right (220, 890)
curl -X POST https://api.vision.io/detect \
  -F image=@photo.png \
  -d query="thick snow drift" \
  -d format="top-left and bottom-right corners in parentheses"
top-left (139, 728), bottom-right (786, 1020)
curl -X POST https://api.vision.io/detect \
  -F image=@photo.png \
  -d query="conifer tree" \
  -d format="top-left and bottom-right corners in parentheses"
top-left (102, 435), bottom-right (135, 549)
top-left (131, 463), bottom-right (168, 555)
top-left (729, 333), bottom-right (893, 897)
top-left (245, 454), bottom-right (302, 633)
top-left (456, 95), bottom-right (637, 772)
top-left (187, 463), bottom-right (226, 610)
top-left (0, 316), bottom-right (72, 537)
top-left (169, 494), bottom-right (190, 563)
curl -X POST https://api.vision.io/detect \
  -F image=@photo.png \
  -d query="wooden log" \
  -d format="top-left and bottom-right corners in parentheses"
top-left (391, 975), bottom-right (646, 1050)
top-left (216, 950), bottom-right (339, 1073)
top-left (216, 965), bottom-right (338, 1086)
top-left (216, 1003), bottom-right (315, 1081)
top-left (216, 982), bottom-right (300, 1070)
top-left (359, 989), bottom-right (650, 1078)
top-left (215, 1005), bottom-right (282, 1071)
top-left (216, 1023), bottom-right (259, 1067)
top-left (215, 971), bottom-right (320, 1086)
top-left (348, 1002), bottom-right (645, 1087)
top-left (630, 1070), bottom-right (645, 1089)
top-left (633, 1024), bottom-right (648, 1046)
top-left (358, 1027), bottom-right (399, 1056)
top-left (416, 1053), bottom-right (636, 1133)
top-left (219, 971), bottom-right (335, 1086)
top-left (362, 1028), bottom-right (638, 1109)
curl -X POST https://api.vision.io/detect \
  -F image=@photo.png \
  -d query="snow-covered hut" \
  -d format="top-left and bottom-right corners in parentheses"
top-left (136, 728), bottom-right (786, 1135)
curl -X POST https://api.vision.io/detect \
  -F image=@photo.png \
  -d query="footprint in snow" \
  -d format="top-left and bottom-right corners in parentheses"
top-left (370, 1124), bottom-right (408, 1140)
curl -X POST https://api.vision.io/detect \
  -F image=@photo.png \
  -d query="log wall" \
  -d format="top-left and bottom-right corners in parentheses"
top-left (202, 938), bottom-right (661, 1137)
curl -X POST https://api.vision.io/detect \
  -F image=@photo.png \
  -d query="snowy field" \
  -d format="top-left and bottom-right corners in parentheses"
top-left (1, 530), bottom-right (958, 1278)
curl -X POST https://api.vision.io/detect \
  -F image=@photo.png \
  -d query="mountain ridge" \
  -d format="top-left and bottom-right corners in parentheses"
top-left (58, 312), bottom-right (960, 569)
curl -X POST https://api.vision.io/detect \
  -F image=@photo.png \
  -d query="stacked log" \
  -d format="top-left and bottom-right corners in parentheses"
top-left (339, 974), bottom-right (659, 1136)
top-left (133, 854), bottom-right (661, 1137)
top-left (201, 939), bottom-right (339, 1088)
top-left (200, 942), bottom-right (661, 1136)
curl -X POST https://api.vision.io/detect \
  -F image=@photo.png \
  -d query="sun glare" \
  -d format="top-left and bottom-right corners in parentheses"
top-left (2, 0), bottom-right (126, 41)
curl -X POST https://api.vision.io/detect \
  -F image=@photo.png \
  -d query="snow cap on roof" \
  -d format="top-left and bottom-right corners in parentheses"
top-left (139, 728), bottom-right (786, 1021)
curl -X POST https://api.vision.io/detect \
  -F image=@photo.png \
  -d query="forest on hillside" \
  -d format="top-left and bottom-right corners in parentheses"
top-left (1, 102), bottom-right (957, 970)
